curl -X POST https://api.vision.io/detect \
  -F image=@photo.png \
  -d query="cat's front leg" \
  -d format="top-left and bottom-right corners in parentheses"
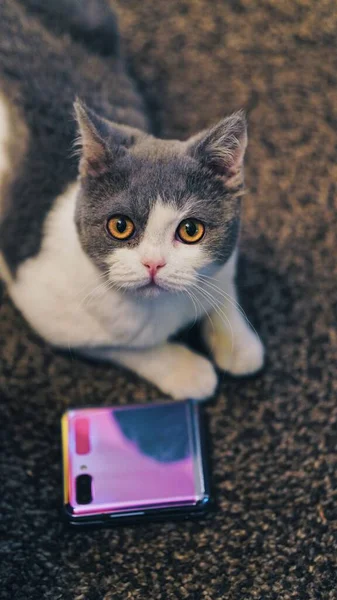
top-left (82, 342), bottom-right (218, 401)
top-left (202, 280), bottom-right (264, 376)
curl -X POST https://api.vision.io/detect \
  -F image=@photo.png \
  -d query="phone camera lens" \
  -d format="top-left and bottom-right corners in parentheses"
top-left (76, 474), bottom-right (93, 504)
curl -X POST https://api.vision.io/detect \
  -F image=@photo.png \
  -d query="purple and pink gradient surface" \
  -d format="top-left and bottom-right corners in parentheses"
top-left (66, 405), bottom-right (199, 516)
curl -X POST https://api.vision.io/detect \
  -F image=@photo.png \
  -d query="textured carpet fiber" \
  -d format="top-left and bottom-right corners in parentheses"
top-left (1, 1), bottom-right (337, 598)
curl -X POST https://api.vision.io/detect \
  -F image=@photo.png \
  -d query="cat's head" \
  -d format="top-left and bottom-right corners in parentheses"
top-left (74, 100), bottom-right (247, 297)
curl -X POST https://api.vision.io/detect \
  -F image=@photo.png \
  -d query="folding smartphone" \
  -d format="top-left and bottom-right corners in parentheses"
top-left (61, 400), bottom-right (211, 526)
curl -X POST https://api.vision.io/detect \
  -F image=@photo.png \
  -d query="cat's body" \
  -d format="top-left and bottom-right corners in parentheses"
top-left (0, 0), bottom-right (264, 400)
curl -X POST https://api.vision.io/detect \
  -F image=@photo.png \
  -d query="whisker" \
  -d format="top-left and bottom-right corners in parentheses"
top-left (80, 280), bottom-right (112, 308)
top-left (67, 278), bottom-right (120, 354)
top-left (184, 288), bottom-right (198, 329)
top-left (74, 269), bottom-right (111, 299)
top-left (79, 275), bottom-right (123, 309)
top-left (188, 287), bottom-right (215, 332)
top-left (192, 283), bottom-right (234, 353)
top-left (196, 273), bottom-right (260, 341)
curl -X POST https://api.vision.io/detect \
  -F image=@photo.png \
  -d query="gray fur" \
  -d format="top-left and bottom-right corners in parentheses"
top-left (17, 0), bottom-right (120, 56)
top-left (0, 0), bottom-right (246, 276)
top-left (0, 0), bottom-right (148, 274)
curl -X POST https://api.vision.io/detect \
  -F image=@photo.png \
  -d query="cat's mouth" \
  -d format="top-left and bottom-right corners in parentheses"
top-left (135, 280), bottom-right (165, 297)
top-left (114, 277), bottom-right (181, 297)
top-left (129, 278), bottom-right (179, 297)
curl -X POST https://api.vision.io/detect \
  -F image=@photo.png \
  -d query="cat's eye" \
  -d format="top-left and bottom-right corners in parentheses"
top-left (107, 215), bottom-right (135, 240)
top-left (176, 219), bottom-right (205, 244)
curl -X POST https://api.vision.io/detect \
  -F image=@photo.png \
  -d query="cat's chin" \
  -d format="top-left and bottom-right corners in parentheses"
top-left (125, 282), bottom-right (165, 299)
top-left (125, 281), bottom-right (177, 299)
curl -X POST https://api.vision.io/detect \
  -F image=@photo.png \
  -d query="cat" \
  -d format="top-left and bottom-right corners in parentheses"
top-left (0, 0), bottom-right (264, 400)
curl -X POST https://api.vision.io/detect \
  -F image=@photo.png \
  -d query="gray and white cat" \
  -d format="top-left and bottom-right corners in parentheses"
top-left (0, 0), bottom-right (264, 400)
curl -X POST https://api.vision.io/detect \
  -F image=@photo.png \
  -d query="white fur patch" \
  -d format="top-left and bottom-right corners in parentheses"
top-left (0, 94), bottom-right (28, 221)
top-left (0, 95), bottom-right (11, 168)
top-left (111, 342), bottom-right (218, 400)
top-left (8, 183), bottom-right (115, 346)
top-left (141, 200), bottom-right (178, 244)
top-left (0, 94), bottom-right (12, 215)
top-left (0, 94), bottom-right (16, 284)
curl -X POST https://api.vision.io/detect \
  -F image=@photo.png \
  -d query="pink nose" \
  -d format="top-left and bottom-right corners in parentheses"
top-left (142, 259), bottom-right (166, 278)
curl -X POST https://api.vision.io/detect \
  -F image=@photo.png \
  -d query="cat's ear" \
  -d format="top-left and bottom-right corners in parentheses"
top-left (186, 111), bottom-right (247, 187)
top-left (74, 99), bottom-right (142, 177)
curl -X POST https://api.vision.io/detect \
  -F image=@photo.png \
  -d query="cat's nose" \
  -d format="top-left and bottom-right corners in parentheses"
top-left (142, 259), bottom-right (166, 278)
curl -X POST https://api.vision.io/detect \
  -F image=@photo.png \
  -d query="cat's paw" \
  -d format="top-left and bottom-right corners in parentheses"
top-left (158, 348), bottom-right (218, 401)
top-left (209, 328), bottom-right (264, 376)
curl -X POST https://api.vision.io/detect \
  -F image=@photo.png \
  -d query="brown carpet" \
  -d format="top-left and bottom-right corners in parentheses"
top-left (1, 1), bottom-right (337, 598)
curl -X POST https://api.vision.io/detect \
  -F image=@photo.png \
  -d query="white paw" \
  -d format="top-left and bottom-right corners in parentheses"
top-left (158, 348), bottom-right (218, 401)
top-left (208, 328), bottom-right (264, 376)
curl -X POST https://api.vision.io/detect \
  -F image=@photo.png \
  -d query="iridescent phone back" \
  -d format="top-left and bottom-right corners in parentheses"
top-left (62, 400), bottom-right (209, 523)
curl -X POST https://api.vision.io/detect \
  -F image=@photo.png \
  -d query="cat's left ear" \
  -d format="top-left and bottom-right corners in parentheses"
top-left (74, 99), bottom-right (143, 177)
top-left (186, 111), bottom-right (247, 187)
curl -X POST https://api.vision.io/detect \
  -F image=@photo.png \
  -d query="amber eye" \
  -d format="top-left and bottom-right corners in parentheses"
top-left (107, 215), bottom-right (135, 240)
top-left (176, 219), bottom-right (205, 244)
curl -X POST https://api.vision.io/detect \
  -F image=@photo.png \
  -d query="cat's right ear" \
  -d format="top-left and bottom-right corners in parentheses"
top-left (74, 99), bottom-right (142, 178)
top-left (186, 111), bottom-right (247, 188)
